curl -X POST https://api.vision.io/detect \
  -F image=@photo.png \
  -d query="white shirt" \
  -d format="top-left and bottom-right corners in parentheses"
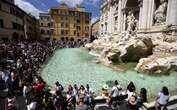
top-left (127, 90), bottom-right (135, 100)
top-left (158, 92), bottom-right (170, 105)
top-left (111, 85), bottom-right (121, 97)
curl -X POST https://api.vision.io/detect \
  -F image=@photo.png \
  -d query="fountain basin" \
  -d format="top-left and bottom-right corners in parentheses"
top-left (42, 48), bottom-right (177, 100)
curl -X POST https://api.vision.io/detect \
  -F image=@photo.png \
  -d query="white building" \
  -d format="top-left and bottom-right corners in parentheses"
top-left (39, 13), bottom-right (54, 40)
top-left (100, 0), bottom-right (177, 37)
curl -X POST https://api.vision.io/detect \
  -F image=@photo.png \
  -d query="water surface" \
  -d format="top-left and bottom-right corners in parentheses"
top-left (42, 48), bottom-right (177, 99)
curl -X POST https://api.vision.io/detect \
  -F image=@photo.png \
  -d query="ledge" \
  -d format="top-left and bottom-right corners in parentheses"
top-left (143, 95), bottom-right (177, 110)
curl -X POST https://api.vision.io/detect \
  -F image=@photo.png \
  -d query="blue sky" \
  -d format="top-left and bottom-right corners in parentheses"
top-left (15, 0), bottom-right (102, 23)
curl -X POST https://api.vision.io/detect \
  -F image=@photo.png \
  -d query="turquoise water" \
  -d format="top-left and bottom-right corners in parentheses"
top-left (42, 48), bottom-right (177, 99)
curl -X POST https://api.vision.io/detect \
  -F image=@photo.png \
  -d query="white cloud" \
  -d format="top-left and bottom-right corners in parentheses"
top-left (56, 0), bottom-right (100, 7)
top-left (15, 0), bottom-right (43, 18)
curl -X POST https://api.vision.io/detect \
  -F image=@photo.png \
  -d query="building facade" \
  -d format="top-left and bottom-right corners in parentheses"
top-left (100, 0), bottom-right (177, 37)
top-left (50, 4), bottom-right (91, 41)
top-left (0, 0), bottom-right (25, 40)
top-left (91, 18), bottom-right (100, 41)
top-left (24, 14), bottom-right (40, 40)
top-left (0, 0), bottom-right (39, 41)
top-left (39, 13), bottom-right (53, 40)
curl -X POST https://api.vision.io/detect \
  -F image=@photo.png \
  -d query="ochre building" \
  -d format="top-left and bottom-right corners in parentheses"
top-left (50, 4), bottom-right (91, 41)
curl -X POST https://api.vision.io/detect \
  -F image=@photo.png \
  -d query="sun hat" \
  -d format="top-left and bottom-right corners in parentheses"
top-left (102, 84), bottom-right (109, 90)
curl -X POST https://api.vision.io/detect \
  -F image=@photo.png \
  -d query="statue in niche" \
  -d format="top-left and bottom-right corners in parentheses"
top-left (125, 11), bottom-right (137, 39)
top-left (154, 0), bottom-right (168, 25)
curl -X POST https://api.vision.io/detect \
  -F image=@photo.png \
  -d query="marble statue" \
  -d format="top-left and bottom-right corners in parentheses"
top-left (154, 0), bottom-right (168, 25)
top-left (126, 11), bottom-right (137, 34)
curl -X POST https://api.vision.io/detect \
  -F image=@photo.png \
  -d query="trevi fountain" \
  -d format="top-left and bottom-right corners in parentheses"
top-left (42, 0), bottom-right (177, 100)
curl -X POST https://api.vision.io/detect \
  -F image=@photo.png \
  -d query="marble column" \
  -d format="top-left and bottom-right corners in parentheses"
top-left (140, 0), bottom-right (154, 29)
top-left (123, 13), bottom-right (126, 31)
top-left (138, 0), bottom-right (143, 29)
top-left (118, 0), bottom-right (122, 32)
top-left (146, 0), bottom-right (154, 28)
top-left (166, 0), bottom-right (177, 25)
top-left (140, 0), bottom-right (148, 29)
top-left (109, 5), bottom-right (114, 35)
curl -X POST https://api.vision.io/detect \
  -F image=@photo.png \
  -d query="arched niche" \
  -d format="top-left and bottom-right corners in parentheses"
top-left (153, 0), bottom-right (168, 25)
top-left (122, 0), bottom-right (140, 30)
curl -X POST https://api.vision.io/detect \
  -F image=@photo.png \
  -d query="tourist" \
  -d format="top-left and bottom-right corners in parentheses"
top-left (101, 84), bottom-right (109, 98)
top-left (0, 72), bottom-right (6, 90)
top-left (108, 80), bottom-right (122, 107)
top-left (5, 95), bottom-right (17, 110)
top-left (42, 91), bottom-right (54, 110)
top-left (127, 95), bottom-right (137, 110)
top-left (127, 81), bottom-right (136, 100)
top-left (53, 91), bottom-right (67, 110)
top-left (111, 80), bottom-right (122, 98)
top-left (155, 86), bottom-right (170, 110)
top-left (137, 88), bottom-right (147, 110)
top-left (23, 82), bottom-right (31, 103)
top-left (33, 78), bottom-right (45, 94)
top-left (66, 85), bottom-right (75, 110)
top-left (75, 97), bottom-right (89, 110)
top-left (79, 85), bottom-right (86, 96)
top-left (27, 96), bottom-right (37, 110)
top-left (85, 84), bottom-right (95, 107)
top-left (55, 81), bottom-right (64, 92)
top-left (73, 84), bottom-right (79, 102)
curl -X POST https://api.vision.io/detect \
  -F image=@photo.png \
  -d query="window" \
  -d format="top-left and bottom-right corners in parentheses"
top-left (48, 23), bottom-right (51, 27)
top-left (115, 16), bottom-right (118, 24)
top-left (41, 23), bottom-right (43, 26)
top-left (10, 7), bottom-right (15, 15)
top-left (85, 33), bottom-right (89, 37)
top-left (77, 26), bottom-right (80, 30)
top-left (61, 23), bottom-right (64, 28)
top-left (61, 17), bottom-right (64, 21)
top-left (116, 6), bottom-right (118, 11)
top-left (85, 26), bottom-right (89, 31)
top-left (77, 33), bottom-right (80, 37)
top-left (41, 29), bottom-right (45, 34)
top-left (12, 22), bottom-right (23, 30)
top-left (77, 20), bottom-right (80, 23)
top-left (85, 20), bottom-right (89, 24)
top-left (47, 30), bottom-right (50, 35)
top-left (61, 30), bottom-right (64, 35)
top-left (0, 19), bottom-right (4, 28)
top-left (74, 31), bottom-right (76, 35)
top-left (47, 17), bottom-right (50, 21)
top-left (105, 23), bottom-right (108, 31)
top-left (65, 30), bottom-right (68, 35)
top-left (50, 22), bottom-right (53, 27)
top-left (114, 16), bottom-right (118, 31)
top-left (65, 23), bottom-right (68, 28)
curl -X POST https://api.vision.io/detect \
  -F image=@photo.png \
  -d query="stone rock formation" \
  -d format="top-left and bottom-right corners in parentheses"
top-left (135, 42), bottom-right (177, 74)
top-left (86, 10), bottom-right (177, 74)
top-left (135, 56), bottom-right (177, 74)
top-left (85, 33), bottom-right (154, 64)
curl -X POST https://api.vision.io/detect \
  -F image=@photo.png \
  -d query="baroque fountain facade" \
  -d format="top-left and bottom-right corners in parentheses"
top-left (86, 0), bottom-right (177, 74)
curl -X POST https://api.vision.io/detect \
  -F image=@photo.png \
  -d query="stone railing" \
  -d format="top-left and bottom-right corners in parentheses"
top-left (142, 95), bottom-right (177, 110)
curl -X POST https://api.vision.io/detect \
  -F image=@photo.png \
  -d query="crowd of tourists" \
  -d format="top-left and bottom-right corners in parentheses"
top-left (0, 40), bottom-right (170, 110)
